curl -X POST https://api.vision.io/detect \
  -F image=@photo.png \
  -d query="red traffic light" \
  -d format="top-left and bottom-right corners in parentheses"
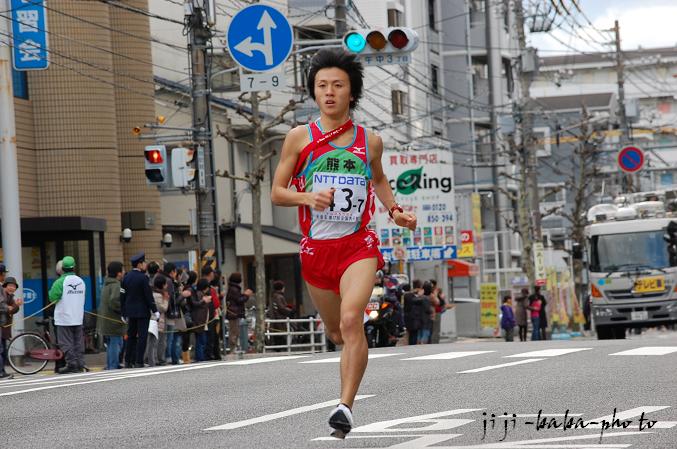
top-left (388, 29), bottom-right (409, 49)
top-left (145, 149), bottom-right (163, 164)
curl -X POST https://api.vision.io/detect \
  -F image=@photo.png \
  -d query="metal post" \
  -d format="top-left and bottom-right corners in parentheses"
top-left (0, 11), bottom-right (25, 333)
top-left (310, 318), bottom-right (315, 354)
top-left (286, 318), bottom-right (291, 354)
top-left (614, 20), bottom-right (632, 192)
top-left (334, 0), bottom-right (347, 38)
top-left (187, 2), bottom-right (221, 267)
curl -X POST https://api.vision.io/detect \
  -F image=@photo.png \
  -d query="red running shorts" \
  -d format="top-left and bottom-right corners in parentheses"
top-left (300, 228), bottom-right (385, 294)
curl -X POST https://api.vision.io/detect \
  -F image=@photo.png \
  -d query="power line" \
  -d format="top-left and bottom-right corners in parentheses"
top-left (97, 0), bottom-right (185, 25)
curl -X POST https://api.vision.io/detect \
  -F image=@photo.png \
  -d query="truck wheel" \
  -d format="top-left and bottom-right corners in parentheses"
top-left (613, 326), bottom-right (626, 339)
top-left (596, 325), bottom-right (612, 340)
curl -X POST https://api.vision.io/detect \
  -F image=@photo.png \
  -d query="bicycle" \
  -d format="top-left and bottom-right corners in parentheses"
top-left (7, 318), bottom-right (63, 375)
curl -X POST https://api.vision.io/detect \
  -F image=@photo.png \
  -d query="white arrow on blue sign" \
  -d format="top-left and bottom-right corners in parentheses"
top-left (227, 5), bottom-right (293, 73)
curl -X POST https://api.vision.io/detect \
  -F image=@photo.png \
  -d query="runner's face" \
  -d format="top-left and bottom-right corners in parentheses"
top-left (314, 68), bottom-right (352, 116)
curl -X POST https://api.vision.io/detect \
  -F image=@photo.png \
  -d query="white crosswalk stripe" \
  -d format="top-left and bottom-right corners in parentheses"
top-left (506, 348), bottom-right (593, 358)
top-left (609, 346), bottom-right (677, 356)
top-left (300, 353), bottom-right (405, 364)
top-left (457, 358), bottom-right (544, 373)
top-left (402, 350), bottom-right (494, 361)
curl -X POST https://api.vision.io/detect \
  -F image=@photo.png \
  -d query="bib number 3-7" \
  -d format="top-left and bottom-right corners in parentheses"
top-left (312, 172), bottom-right (367, 222)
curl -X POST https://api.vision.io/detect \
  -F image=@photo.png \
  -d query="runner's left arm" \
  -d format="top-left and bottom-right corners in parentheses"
top-left (368, 132), bottom-right (417, 231)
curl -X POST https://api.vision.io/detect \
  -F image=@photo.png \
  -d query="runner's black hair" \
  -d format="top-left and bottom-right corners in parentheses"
top-left (306, 48), bottom-right (364, 109)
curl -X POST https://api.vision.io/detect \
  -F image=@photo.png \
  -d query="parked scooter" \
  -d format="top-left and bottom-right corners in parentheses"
top-left (364, 283), bottom-right (401, 348)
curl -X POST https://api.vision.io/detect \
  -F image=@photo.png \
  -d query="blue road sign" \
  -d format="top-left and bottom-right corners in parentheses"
top-left (617, 146), bottom-right (644, 173)
top-left (227, 5), bottom-right (293, 72)
top-left (10, 0), bottom-right (49, 71)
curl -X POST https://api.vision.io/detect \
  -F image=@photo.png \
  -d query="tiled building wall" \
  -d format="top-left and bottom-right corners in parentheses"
top-left (12, 1), bottom-right (162, 266)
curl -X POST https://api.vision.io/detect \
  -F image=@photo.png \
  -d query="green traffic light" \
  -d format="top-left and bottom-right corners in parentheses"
top-left (344, 32), bottom-right (366, 53)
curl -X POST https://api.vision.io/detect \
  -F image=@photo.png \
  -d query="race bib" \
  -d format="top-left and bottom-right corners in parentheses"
top-left (311, 172), bottom-right (368, 222)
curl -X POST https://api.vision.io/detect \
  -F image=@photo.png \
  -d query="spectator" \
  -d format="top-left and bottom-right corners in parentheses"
top-left (120, 253), bottom-right (159, 369)
top-left (0, 276), bottom-right (23, 379)
top-left (146, 276), bottom-right (169, 367)
top-left (161, 263), bottom-right (184, 365)
top-left (529, 286), bottom-right (548, 340)
top-left (417, 282), bottom-right (435, 344)
top-left (99, 261), bottom-right (125, 370)
top-left (500, 296), bottom-right (516, 342)
top-left (225, 272), bottom-right (253, 355)
top-left (528, 290), bottom-right (543, 341)
top-left (190, 279), bottom-right (212, 362)
top-left (48, 256), bottom-right (87, 374)
top-left (403, 280), bottom-right (423, 345)
top-left (201, 266), bottom-right (222, 360)
top-left (180, 271), bottom-right (198, 364)
top-left (514, 288), bottom-right (529, 342)
top-left (268, 280), bottom-right (292, 348)
top-left (147, 261), bottom-right (160, 282)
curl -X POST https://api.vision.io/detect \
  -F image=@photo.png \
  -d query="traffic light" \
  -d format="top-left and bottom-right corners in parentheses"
top-left (343, 27), bottom-right (419, 66)
top-left (144, 145), bottom-right (168, 186)
top-left (171, 147), bottom-right (196, 188)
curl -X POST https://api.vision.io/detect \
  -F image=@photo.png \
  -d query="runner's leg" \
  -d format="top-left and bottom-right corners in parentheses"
top-left (306, 283), bottom-right (342, 345)
top-left (338, 257), bottom-right (377, 408)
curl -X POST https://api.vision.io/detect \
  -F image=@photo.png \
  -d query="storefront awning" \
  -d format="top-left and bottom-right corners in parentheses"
top-left (447, 259), bottom-right (479, 277)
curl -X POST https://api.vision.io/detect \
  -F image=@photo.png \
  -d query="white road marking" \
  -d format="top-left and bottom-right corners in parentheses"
top-left (352, 409), bottom-right (481, 433)
top-left (505, 348), bottom-right (592, 358)
top-left (0, 365), bottom-right (181, 388)
top-left (457, 359), bottom-right (544, 374)
top-left (403, 351), bottom-right (494, 361)
top-left (300, 353), bottom-right (405, 364)
top-left (0, 356), bottom-right (308, 396)
top-left (204, 395), bottom-right (375, 431)
top-left (609, 347), bottom-right (677, 356)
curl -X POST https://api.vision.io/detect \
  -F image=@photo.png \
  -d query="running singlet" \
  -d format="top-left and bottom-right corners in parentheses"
top-left (294, 119), bottom-right (375, 240)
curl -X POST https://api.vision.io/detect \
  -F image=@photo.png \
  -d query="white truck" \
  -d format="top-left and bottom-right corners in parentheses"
top-left (586, 199), bottom-right (677, 339)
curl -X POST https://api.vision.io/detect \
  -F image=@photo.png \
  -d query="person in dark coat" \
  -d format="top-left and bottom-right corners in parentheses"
top-left (189, 279), bottom-right (212, 362)
top-left (0, 277), bottom-right (23, 379)
top-left (528, 286), bottom-right (548, 340)
top-left (402, 282), bottom-right (421, 346)
top-left (225, 272), bottom-right (253, 354)
top-left (500, 296), bottom-right (516, 342)
top-left (267, 280), bottom-right (292, 348)
top-left (99, 261), bottom-right (125, 370)
top-left (120, 253), bottom-right (158, 368)
top-left (514, 288), bottom-right (529, 342)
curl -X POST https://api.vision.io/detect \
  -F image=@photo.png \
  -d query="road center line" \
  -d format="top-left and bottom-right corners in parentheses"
top-left (204, 395), bottom-right (375, 431)
top-left (300, 353), bottom-right (405, 364)
top-left (609, 347), bottom-right (677, 356)
top-left (506, 348), bottom-right (592, 358)
top-left (403, 351), bottom-right (494, 361)
top-left (457, 358), bottom-right (544, 373)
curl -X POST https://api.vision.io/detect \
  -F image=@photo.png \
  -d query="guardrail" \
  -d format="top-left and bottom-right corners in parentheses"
top-left (263, 317), bottom-right (327, 353)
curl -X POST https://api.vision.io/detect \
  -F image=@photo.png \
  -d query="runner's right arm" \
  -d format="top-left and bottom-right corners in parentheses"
top-left (271, 125), bottom-right (334, 210)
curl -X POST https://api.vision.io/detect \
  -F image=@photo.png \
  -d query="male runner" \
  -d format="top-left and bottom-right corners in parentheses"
top-left (271, 48), bottom-right (417, 438)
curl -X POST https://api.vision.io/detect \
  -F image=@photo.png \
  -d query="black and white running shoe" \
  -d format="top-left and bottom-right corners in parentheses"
top-left (328, 403), bottom-right (354, 439)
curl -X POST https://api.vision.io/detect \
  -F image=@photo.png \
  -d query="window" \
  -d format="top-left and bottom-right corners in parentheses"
top-left (387, 8), bottom-right (402, 27)
top-left (12, 68), bottom-right (28, 99)
top-left (431, 64), bottom-right (439, 94)
top-left (474, 124), bottom-right (492, 162)
top-left (391, 89), bottom-right (407, 117)
top-left (428, 0), bottom-right (436, 30)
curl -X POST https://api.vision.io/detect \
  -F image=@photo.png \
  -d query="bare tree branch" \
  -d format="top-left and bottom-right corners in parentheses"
top-left (498, 186), bottom-right (517, 202)
top-left (260, 134), bottom-right (286, 148)
top-left (215, 169), bottom-right (250, 184)
top-left (216, 125), bottom-right (254, 149)
top-left (263, 100), bottom-right (297, 133)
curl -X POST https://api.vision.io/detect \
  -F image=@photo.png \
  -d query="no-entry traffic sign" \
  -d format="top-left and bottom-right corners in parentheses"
top-left (617, 146), bottom-right (645, 173)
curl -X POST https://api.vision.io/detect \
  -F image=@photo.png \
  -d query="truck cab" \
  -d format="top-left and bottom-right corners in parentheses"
top-left (586, 200), bottom-right (677, 339)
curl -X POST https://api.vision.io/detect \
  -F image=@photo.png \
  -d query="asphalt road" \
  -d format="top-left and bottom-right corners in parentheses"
top-left (2, 329), bottom-right (676, 449)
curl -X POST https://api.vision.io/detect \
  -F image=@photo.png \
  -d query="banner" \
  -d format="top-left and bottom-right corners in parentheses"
top-left (377, 150), bottom-right (456, 261)
top-left (480, 283), bottom-right (498, 329)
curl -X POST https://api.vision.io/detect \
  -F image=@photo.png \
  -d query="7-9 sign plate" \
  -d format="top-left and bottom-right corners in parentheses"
top-left (239, 68), bottom-right (285, 92)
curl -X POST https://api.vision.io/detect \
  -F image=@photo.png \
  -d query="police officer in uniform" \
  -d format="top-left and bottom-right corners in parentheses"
top-left (120, 253), bottom-right (158, 368)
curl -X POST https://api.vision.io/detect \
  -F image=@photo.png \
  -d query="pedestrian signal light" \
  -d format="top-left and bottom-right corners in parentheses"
top-left (171, 147), bottom-right (196, 188)
top-left (144, 145), bottom-right (168, 186)
top-left (132, 126), bottom-right (142, 136)
top-left (342, 27), bottom-right (419, 66)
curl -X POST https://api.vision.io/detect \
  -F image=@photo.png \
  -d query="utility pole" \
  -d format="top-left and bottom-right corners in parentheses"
top-left (334, 0), bottom-right (347, 38)
top-left (186, 1), bottom-right (221, 268)
top-left (613, 19), bottom-right (633, 192)
top-left (485, 0), bottom-right (511, 288)
top-left (0, 10), bottom-right (25, 332)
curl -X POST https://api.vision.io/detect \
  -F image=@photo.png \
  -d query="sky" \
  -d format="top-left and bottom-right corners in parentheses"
top-left (528, 0), bottom-right (677, 54)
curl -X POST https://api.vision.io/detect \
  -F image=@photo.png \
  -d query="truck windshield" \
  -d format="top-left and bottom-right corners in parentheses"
top-left (590, 230), bottom-right (670, 272)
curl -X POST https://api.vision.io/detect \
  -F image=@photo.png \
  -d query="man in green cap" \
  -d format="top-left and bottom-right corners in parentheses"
top-left (49, 256), bottom-right (86, 374)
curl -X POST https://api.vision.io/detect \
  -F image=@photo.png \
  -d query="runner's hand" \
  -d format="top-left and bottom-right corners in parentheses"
top-left (306, 188), bottom-right (335, 211)
top-left (393, 210), bottom-right (417, 231)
